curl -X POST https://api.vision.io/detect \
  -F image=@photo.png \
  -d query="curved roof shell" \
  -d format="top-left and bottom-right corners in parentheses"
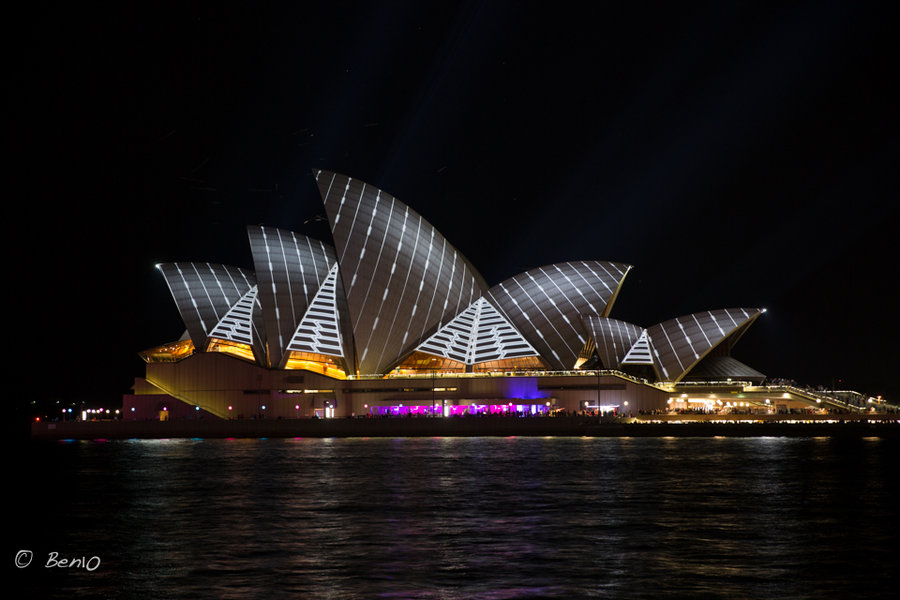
top-left (315, 170), bottom-right (487, 374)
top-left (683, 355), bottom-right (765, 382)
top-left (647, 308), bottom-right (763, 382)
top-left (416, 297), bottom-right (539, 365)
top-left (487, 261), bottom-right (632, 370)
top-left (157, 262), bottom-right (266, 364)
top-left (152, 171), bottom-right (767, 382)
top-left (582, 316), bottom-right (644, 370)
top-left (247, 226), bottom-right (354, 372)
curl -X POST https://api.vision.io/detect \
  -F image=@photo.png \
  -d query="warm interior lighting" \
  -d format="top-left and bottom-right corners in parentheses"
top-left (284, 351), bottom-right (346, 379)
top-left (389, 353), bottom-right (546, 376)
top-left (472, 356), bottom-right (546, 373)
top-left (389, 352), bottom-right (466, 375)
top-left (207, 338), bottom-right (256, 362)
top-left (139, 339), bottom-right (195, 363)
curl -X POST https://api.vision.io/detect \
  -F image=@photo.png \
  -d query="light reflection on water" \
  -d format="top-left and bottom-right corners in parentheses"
top-left (12, 436), bottom-right (899, 599)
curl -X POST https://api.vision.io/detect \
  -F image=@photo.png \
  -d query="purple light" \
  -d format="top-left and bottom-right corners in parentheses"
top-left (369, 402), bottom-right (550, 417)
top-left (503, 378), bottom-right (550, 401)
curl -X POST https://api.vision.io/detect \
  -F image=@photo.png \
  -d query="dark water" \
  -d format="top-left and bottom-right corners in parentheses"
top-left (10, 436), bottom-right (899, 598)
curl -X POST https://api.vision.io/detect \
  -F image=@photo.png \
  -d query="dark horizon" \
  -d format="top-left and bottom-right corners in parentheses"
top-left (8, 2), bottom-right (898, 412)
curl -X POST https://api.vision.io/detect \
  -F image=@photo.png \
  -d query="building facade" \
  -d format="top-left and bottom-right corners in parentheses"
top-left (127, 170), bottom-right (790, 421)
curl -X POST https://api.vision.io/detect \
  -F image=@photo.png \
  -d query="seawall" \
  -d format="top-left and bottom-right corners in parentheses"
top-left (31, 415), bottom-right (900, 440)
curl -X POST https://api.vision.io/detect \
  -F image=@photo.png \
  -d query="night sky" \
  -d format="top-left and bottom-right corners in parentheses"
top-left (8, 1), bottom-right (898, 416)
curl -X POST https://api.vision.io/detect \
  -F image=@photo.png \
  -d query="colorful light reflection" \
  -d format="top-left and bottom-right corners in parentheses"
top-left (370, 403), bottom-right (549, 417)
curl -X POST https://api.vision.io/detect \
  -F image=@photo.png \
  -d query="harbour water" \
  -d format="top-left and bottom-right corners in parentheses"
top-left (10, 436), bottom-right (899, 598)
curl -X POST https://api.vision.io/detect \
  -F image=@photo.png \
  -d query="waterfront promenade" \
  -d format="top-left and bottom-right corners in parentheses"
top-left (31, 413), bottom-right (900, 440)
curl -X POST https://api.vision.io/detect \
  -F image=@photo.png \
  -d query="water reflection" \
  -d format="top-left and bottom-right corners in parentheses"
top-left (14, 437), bottom-right (900, 599)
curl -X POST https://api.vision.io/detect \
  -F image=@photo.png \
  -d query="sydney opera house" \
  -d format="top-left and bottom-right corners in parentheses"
top-left (125, 170), bottom-right (824, 421)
